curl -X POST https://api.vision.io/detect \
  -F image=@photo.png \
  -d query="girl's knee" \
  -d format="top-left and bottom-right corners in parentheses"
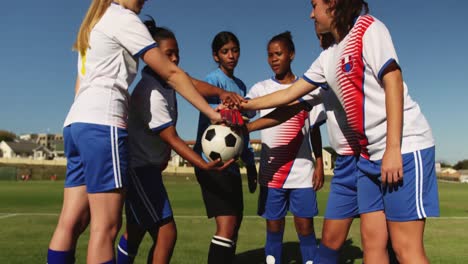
top-left (90, 220), bottom-right (122, 238)
top-left (295, 225), bottom-right (314, 237)
top-left (391, 240), bottom-right (426, 263)
top-left (321, 233), bottom-right (346, 250)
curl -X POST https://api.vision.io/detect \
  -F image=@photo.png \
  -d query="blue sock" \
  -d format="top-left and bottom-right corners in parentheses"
top-left (117, 235), bottom-right (136, 264)
top-left (265, 230), bottom-right (284, 264)
top-left (298, 233), bottom-right (318, 263)
top-left (47, 248), bottom-right (75, 264)
top-left (315, 243), bottom-right (339, 264)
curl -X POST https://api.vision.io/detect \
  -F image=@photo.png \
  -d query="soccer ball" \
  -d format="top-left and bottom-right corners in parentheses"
top-left (201, 124), bottom-right (244, 162)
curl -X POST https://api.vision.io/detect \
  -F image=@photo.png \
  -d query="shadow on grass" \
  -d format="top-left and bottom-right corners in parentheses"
top-left (235, 239), bottom-right (363, 264)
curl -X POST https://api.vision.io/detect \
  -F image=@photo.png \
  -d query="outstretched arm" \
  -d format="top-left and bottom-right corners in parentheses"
top-left (159, 125), bottom-right (233, 171)
top-left (246, 103), bottom-right (308, 133)
top-left (191, 78), bottom-right (245, 107)
top-left (241, 79), bottom-right (318, 111)
top-left (142, 47), bottom-right (222, 123)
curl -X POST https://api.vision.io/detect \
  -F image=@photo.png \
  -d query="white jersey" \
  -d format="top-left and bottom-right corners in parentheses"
top-left (64, 3), bottom-right (157, 128)
top-left (319, 89), bottom-right (360, 156)
top-left (247, 78), bottom-right (326, 188)
top-left (128, 68), bottom-right (178, 168)
top-left (303, 15), bottom-right (434, 160)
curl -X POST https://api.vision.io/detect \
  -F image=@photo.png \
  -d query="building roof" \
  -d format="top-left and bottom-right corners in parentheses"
top-left (33, 145), bottom-right (54, 154)
top-left (3, 141), bottom-right (39, 154)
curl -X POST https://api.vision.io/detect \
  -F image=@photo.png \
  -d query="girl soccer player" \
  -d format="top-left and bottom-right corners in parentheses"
top-left (116, 19), bottom-right (244, 264)
top-left (241, 1), bottom-right (439, 263)
top-left (244, 31), bottom-right (390, 264)
top-left (245, 31), bottom-right (326, 264)
top-left (193, 31), bottom-right (258, 264)
top-left (47, 1), bottom-right (241, 263)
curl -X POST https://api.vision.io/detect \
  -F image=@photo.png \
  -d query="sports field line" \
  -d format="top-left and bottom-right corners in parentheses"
top-left (0, 214), bottom-right (18, 219)
top-left (0, 213), bottom-right (467, 220)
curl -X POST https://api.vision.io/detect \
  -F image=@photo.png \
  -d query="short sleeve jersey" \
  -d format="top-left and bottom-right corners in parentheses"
top-left (194, 68), bottom-right (256, 175)
top-left (64, 3), bottom-right (157, 128)
top-left (303, 15), bottom-right (434, 160)
top-left (246, 78), bottom-right (326, 188)
top-left (128, 68), bottom-right (178, 168)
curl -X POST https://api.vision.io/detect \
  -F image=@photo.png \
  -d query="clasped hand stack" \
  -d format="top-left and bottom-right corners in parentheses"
top-left (218, 108), bottom-right (245, 127)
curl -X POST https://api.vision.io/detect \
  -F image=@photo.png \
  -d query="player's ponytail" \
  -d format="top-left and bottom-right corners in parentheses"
top-left (143, 16), bottom-right (176, 43)
top-left (73, 0), bottom-right (112, 55)
top-left (326, 0), bottom-right (369, 41)
top-left (268, 31), bottom-right (295, 53)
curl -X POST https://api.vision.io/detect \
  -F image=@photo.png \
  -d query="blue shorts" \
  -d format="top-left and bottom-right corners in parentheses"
top-left (325, 155), bottom-right (384, 219)
top-left (64, 123), bottom-right (128, 193)
top-left (125, 165), bottom-right (173, 229)
top-left (258, 186), bottom-right (318, 220)
top-left (357, 146), bottom-right (439, 221)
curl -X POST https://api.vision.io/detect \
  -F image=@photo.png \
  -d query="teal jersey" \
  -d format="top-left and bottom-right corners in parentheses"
top-left (194, 68), bottom-right (255, 173)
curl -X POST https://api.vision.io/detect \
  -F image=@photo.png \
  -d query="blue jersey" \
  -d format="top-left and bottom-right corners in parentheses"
top-left (194, 68), bottom-right (255, 174)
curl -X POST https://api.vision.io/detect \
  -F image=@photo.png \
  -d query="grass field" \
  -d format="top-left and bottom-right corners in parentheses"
top-left (1, 175), bottom-right (468, 263)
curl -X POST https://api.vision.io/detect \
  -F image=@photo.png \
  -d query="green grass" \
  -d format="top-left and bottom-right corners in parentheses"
top-left (0, 177), bottom-right (468, 263)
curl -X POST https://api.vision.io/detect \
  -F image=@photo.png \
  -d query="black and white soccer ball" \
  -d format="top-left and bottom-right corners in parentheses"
top-left (201, 124), bottom-right (244, 162)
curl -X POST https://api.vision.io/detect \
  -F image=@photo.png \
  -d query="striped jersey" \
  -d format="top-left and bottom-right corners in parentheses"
top-left (303, 15), bottom-right (434, 160)
top-left (247, 77), bottom-right (326, 188)
top-left (319, 89), bottom-right (360, 156)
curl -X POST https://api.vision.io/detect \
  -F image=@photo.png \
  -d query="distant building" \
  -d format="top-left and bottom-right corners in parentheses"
top-left (33, 145), bottom-right (55, 160)
top-left (0, 141), bottom-right (39, 159)
top-left (17, 133), bottom-right (65, 159)
top-left (168, 139), bottom-right (333, 171)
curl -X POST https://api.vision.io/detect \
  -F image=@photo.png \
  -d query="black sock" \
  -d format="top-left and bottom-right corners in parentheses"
top-left (208, 236), bottom-right (235, 264)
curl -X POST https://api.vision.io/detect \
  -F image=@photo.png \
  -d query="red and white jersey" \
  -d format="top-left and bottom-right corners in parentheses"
top-left (303, 15), bottom-right (434, 160)
top-left (318, 89), bottom-right (360, 156)
top-left (64, 3), bottom-right (157, 128)
top-left (247, 78), bottom-right (326, 188)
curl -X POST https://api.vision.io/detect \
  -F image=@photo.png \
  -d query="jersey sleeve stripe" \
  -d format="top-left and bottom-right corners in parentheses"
top-left (151, 121), bottom-right (173, 133)
top-left (377, 58), bottom-right (399, 81)
top-left (302, 75), bottom-right (329, 90)
top-left (135, 42), bottom-right (158, 57)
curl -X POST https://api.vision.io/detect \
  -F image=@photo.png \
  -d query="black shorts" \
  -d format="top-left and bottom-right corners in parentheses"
top-left (195, 167), bottom-right (244, 218)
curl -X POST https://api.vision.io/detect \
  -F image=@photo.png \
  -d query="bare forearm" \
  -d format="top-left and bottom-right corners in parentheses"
top-left (191, 78), bottom-right (223, 97)
top-left (171, 139), bottom-right (207, 169)
top-left (383, 70), bottom-right (403, 151)
top-left (168, 71), bottom-right (219, 120)
top-left (241, 79), bottom-right (317, 111)
top-left (246, 104), bottom-right (305, 132)
top-left (161, 128), bottom-right (207, 169)
top-left (143, 48), bottom-right (220, 121)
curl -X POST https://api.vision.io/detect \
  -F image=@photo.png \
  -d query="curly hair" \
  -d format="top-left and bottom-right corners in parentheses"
top-left (268, 31), bottom-right (295, 53)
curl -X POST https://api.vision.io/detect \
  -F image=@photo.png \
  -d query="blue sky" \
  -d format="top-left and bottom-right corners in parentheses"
top-left (1, 0), bottom-right (467, 164)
